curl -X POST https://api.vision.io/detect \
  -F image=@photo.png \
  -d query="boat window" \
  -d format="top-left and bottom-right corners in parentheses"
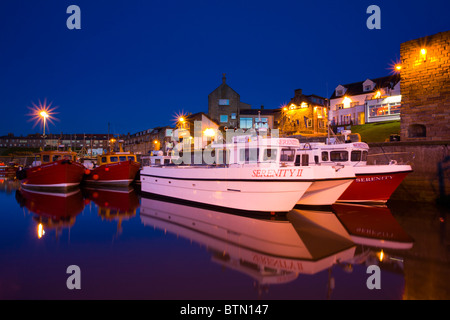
top-left (42, 155), bottom-right (50, 163)
top-left (101, 157), bottom-right (107, 163)
top-left (110, 156), bottom-right (118, 162)
top-left (119, 156), bottom-right (127, 162)
top-left (362, 151), bottom-right (368, 161)
top-left (351, 150), bottom-right (361, 162)
top-left (321, 151), bottom-right (329, 161)
top-left (52, 155), bottom-right (61, 162)
top-left (330, 151), bottom-right (348, 162)
top-left (280, 148), bottom-right (295, 162)
top-left (127, 156), bottom-right (135, 161)
top-left (63, 155), bottom-right (71, 160)
top-left (301, 154), bottom-right (309, 166)
top-left (263, 148), bottom-right (277, 161)
top-left (240, 148), bottom-right (259, 163)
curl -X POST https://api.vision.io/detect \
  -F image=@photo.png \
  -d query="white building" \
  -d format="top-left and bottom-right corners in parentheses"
top-left (329, 74), bottom-right (401, 128)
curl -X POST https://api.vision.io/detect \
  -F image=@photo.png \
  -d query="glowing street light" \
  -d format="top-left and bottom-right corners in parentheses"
top-left (27, 99), bottom-right (58, 138)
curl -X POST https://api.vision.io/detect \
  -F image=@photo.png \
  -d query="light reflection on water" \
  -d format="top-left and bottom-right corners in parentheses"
top-left (0, 178), bottom-right (448, 300)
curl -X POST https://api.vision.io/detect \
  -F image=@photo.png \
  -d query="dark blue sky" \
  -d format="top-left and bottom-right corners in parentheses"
top-left (1, 0), bottom-right (449, 136)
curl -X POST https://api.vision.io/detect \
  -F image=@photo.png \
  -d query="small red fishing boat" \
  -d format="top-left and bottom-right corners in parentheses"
top-left (83, 140), bottom-right (140, 187)
top-left (17, 149), bottom-right (86, 191)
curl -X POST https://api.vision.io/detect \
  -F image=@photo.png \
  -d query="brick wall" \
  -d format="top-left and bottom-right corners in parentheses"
top-left (400, 30), bottom-right (450, 141)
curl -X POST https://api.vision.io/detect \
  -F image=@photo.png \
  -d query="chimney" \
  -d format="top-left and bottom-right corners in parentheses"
top-left (222, 73), bottom-right (226, 84)
top-left (294, 89), bottom-right (302, 98)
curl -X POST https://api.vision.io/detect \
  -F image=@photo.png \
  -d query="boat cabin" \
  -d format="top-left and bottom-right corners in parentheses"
top-left (32, 150), bottom-right (78, 167)
top-left (295, 142), bottom-right (369, 166)
top-left (212, 136), bottom-right (303, 167)
top-left (97, 153), bottom-right (137, 166)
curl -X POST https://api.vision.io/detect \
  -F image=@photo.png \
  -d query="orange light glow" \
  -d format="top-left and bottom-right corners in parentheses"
top-left (37, 223), bottom-right (45, 239)
top-left (420, 48), bottom-right (427, 55)
top-left (27, 99), bottom-right (59, 134)
top-left (395, 64), bottom-right (402, 71)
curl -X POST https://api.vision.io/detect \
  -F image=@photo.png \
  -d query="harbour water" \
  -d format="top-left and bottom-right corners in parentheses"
top-left (0, 178), bottom-right (449, 300)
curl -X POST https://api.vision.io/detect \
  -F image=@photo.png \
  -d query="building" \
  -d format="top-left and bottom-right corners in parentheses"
top-left (238, 106), bottom-right (277, 131)
top-left (0, 133), bottom-right (110, 151)
top-left (208, 74), bottom-right (251, 129)
top-left (279, 89), bottom-right (328, 135)
top-left (173, 112), bottom-right (220, 149)
top-left (329, 74), bottom-right (401, 129)
top-left (122, 126), bottom-right (173, 155)
top-left (399, 30), bottom-right (450, 141)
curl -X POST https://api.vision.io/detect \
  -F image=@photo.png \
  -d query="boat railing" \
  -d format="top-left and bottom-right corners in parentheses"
top-left (367, 151), bottom-right (415, 166)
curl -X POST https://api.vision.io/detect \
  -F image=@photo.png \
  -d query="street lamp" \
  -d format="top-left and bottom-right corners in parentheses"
top-left (40, 110), bottom-right (49, 137)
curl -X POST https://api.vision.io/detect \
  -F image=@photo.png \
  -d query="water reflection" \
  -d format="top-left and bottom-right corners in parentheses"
top-left (6, 179), bottom-right (421, 299)
top-left (83, 186), bottom-right (139, 236)
top-left (140, 195), bottom-right (414, 297)
top-left (15, 188), bottom-right (84, 239)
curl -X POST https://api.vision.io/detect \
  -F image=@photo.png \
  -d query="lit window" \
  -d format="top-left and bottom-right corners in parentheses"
top-left (219, 99), bottom-right (230, 106)
top-left (219, 115), bottom-right (228, 123)
top-left (240, 118), bottom-right (253, 129)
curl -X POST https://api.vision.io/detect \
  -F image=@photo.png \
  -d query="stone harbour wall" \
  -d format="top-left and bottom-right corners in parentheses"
top-left (369, 141), bottom-right (450, 203)
top-left (400, 30), bottom-right (450, 142)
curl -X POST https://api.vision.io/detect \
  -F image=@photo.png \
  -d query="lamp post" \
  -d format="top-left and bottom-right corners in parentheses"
top-left (39, 110), bottom-right (49, 138)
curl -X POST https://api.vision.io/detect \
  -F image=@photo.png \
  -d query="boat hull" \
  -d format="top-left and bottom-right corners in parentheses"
top-left (337, 165), bottom-right (412, 203)
top-left (83, 160), bottom-right (140, 186)
top-left (296, 166), bottom-right (355, 206)
top-left (19, 160), bottom-right (86, 191)
top-left (140, 165), bottom-right (313, 214)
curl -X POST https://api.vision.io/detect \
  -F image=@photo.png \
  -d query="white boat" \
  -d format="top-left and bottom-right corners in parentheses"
top-left (295, 138), bottom-right (413, 203)
top-left (140, 135), bottom-right (355, 213)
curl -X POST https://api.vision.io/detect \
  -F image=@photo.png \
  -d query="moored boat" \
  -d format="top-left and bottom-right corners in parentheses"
top-left (83, 141), bottom-right (140, 187)
top-left (140, 135), bottom-right (355, 214)
top-left (295, 140), bottom-right (413, 203)
top-left (16, 149), bottom-right (85, 191)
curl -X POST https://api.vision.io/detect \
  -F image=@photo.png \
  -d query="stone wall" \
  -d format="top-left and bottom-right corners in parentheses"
top-left (368, 141), bottom-right (450, 203)
top-left (400, 31), bottom-right (450, 141)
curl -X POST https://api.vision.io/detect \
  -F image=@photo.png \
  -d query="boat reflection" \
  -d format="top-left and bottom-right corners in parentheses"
top-left (140, 196), bottom-right (356, 293)
top-left (0, 177), bottom-right (20, 194)
top-left (15, 187), bottom-right (84, 239)
top-left (83, 186), bottom-right (139, 235)
top-left (333, 203), bottom-right (414, 275)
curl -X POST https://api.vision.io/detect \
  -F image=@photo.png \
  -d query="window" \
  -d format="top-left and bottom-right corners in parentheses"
top-left (321, 151), bottom-right (329, 161)
top-left (240, 117), bottom-right (253, 129)
top-left (119, 156), bottom-right (127, 161)
top-left (280, 148), bottom-right (295, 162)
top-left (52, 155), bottom-right (61, 162)
top-left (110, 156), bottom-right (118, 162)
top-left (220, 115), bottom-right (228, 123)
top-left (255, 117), bottom-right (268, 129)
top-left (231, 113), bottom-right (236, 120)
top-left (263, 148), bottom-right (277, 161)
top-left (364, 85), bottom-right (372, 91)
top-left (330, 151), bottom-right (348, 162)
top-left (219, 99), bottom-right (230, 105)
top-left (240, 148), bottom-right (259, 163)
top-left (43, 155), bottom-right (50, 162)
top-left (350, 102), bottom-right (359, 108)
top-left (362, 151), bottom-right (368, 161)
top-left (336, 103), bottom-right (344, 110)
top-left (336, 90), bottom-right (343, 96)
top-left (127, 156), bottom-right (135, 161)
top-left (351, 151), bottom-right (361, 161)
top-left (102, 157), bottom-right (107, 163)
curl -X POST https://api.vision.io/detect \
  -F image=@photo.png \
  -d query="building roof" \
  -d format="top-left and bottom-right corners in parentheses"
top-left (330, 74), bottom-right (400, 100)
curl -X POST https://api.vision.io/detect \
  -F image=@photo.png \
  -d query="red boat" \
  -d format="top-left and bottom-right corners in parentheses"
top-left (17, 149), bottom-right (86, 191)
top-left (296, 140), bottom-right (413, 203)
top-left (83, 141), bottom-right (140, 187)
